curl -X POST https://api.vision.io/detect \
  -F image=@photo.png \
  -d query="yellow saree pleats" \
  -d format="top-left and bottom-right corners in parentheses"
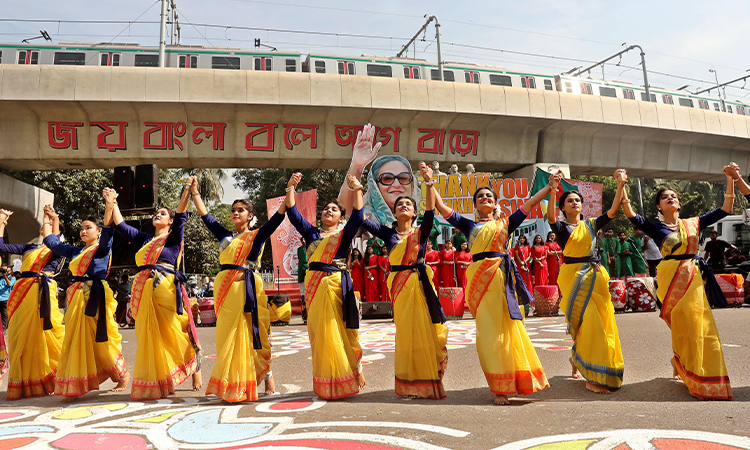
top-left (657, 218), bottom-right (731, 399)
top-left (388, 230), bottom-right (447, 399)
top-left (206, 230), bottom-right (271, 402)
top-left (558, 218), bottom-right (623, 388)
top-left (466, 219), bottom-right (548, 395)
top-left (305, 230), bottom-right (362, 399)
top-left (130, 234), bottom-right (198, 400)
top-left (6, 245), bottom-right (64, 400)
top-left (55, 246), bottom-right (126, 397)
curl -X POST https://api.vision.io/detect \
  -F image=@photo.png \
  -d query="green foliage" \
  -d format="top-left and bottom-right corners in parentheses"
top-left (158, 169), bottom-right (185, 209)
top-left (177, 168), bottom-right (226, 203)
top-left (1, 169), bottom-right (113, 244)
top-left (574, 175), bottom-right (633, 235)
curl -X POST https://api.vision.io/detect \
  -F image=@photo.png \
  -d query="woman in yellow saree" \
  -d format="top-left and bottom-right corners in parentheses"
top-left (624, 166), bottom-right (735, 400)
top-left (433, 172), bottom-right (557, 404)
top-left (104, 178), bottom-right (201, 400)
top-left (547, 170), bottom-right (627, 394)
top-left (0, 208), bottom-right (64, 399)
top-left (285, 172), bottom-right (365, 399)
top-left (194, 181), bottom-right (286, 402)
top-left (42, 204), bottom-right (129, 399)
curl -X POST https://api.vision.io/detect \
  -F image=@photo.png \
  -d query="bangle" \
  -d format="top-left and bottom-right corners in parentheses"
top-left (733, 177), bottom-right (741, 183)
top-left (423, 180), bottom-right (436, 186)
top-left (347, 184), bottom-right (363, 191)
top-left (44, 221), bottom-right (52, 226)
top-left (285, 186), bottom-right (295, 193)
top-left (621, 199), bottom-right (631, 204)
top-left (191, 192), bottom-right (201, 197)
top-left (725, 194), bottom-right (736, 198)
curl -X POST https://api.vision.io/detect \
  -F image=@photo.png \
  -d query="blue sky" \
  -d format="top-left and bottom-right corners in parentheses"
top-left (3, 0), bottom-right (749, 201)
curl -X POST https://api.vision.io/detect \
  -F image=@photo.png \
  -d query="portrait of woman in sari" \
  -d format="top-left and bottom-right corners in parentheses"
top-left (362, 162), bottom-right (448, 399)
top-left (0, 208), bottom-right (64, 400)
top-left (42, 202), bottom-right (129, 399)
top-left (285, 171), bottom-right (365, 399)
top-left (194, 181), bottom-right (286, 402)
top-left (547, 169), bottom-right (626, 394)
top-left (104, 177), bottom-right (201, 400)
top-left (432, 175), bottom-right (556, 404)
top-left (623, 165), bottom-right (736, 400)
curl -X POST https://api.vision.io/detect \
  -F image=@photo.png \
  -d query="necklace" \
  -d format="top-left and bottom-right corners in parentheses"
top-left (396, 227), bottom-right (413, 235)
top-left (477, 217), bottom-right (493, 222)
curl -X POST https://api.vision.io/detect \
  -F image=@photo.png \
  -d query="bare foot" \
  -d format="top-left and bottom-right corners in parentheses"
top-left (264, 374), bottom-right (275, 395)
top-left (494, 394), bottom-right (510, 405)
top-left (570, 358), bottom-right (583, 379)
top-left (671, 359), bottom-right (682, 381)
top-left (192, 371), bottom-right (202, 391)
top-left (358, 372), bottom-right (366, 390)
top-left (112, 372), bottom-right (130, 392)
top-left (585, 382), bottom-right (611, 394)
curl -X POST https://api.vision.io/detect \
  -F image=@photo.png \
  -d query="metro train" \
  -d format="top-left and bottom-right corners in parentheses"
top-left (1, 41), bottom-right (748, 116)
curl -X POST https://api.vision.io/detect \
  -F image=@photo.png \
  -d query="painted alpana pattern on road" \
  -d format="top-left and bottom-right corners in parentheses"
top-left (493, 429), bottom-right (750, 450)
top-left (0, 396), bottom-right (471, 449)
top-left (267, 317), bottom-right (571, 357)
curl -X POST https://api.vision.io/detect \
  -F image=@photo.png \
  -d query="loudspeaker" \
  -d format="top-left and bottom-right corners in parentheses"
top-left (134, 164), bottom-right (158, 210)
top-left (113, 166), bottom-right (135, 210)
top-left (111, 218), bottom-right (157, 269)
top-left (361, 301), bottom-right (393, 320)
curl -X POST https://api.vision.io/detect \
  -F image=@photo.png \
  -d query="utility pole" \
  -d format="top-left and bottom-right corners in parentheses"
top-left (572, 45), bottom-right (651, 102)
top-left (158, 0), bottom-right (168, 67)
top-left (397, 15), bottom-right (443, 81)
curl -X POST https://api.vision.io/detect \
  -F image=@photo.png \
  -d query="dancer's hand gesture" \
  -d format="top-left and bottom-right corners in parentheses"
top-left (288, 173), bottom-right (302, 190)
top-left (420, 162), bottom-right (434, 183)
top-left (351, 124), bottom-right (382, 169)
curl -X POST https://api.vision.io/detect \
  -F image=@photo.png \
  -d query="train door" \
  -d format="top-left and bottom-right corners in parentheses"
top-left (622, 89), bottom-right (636, 100)
top-left (580, 82), bottom-right (593, 95)
top-left (254, 56), bottom-right (272, 71)
top-left (338, 60), bottom-right (355, 75)
top-left (403, 66), bottom-right (420, 79)
top-left (662, 94), bottom-right (674, 105)
top-left (179, 54), bottom-right (198, 68)
top-left (464, 71), bottom-right (480, 84)
top-left (17, 49), bottom-right (39, 65)
top-left (520, 76), bottom-right (536, 89)
top-left (100, 52), bottom-right (121, 66)
top-left (697, 100), bottom-right (709, 110)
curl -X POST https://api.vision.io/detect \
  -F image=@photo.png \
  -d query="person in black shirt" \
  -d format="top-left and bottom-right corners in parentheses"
top-left (703, 230), bottom-right (734, 273)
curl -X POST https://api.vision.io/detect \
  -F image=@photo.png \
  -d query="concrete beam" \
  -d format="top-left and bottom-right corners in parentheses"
top-left (0, 173), bottom-right (53, 245)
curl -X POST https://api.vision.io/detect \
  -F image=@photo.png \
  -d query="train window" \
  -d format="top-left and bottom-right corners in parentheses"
top-left (0, 51), bottom-right (2, 64)
top-left (134, 54), bottom-right (159, 67)
top-left (464, 71), bottom-right (480, 84)
top-left (698, 100), bottom-right (709, 110)
top-left (17, 50), bottom-right (39, 65)
top-left (662, 94), bottom-right (674, 105)
top-left (520, 76), bottom-right (536, 89)
top-left (212, 56), bottom-right (240, 70)
top-left (564, 82), bottom-right (573, 93)
top-left (622, 89), bottom-right (635, 100)
top-left (54, 52), bottom-right (86, 65)
top-left (286, 59), bottom-right (296, 72)
top-left (599, 86), bottom-right (617, 98)
top-left (179, 55), bottom-right (198, 69)
top-left (254, 57), bottom-right (272, 71)
top-left (544, 79), bottom-right (553, 90)
top-left (640, 92), bottom-right (656, 102)
top-left (580, 83), bottom-right (593, 95)
top-left (713, 103), bottom-right (720, 111)
top-left (403, 66), bottom-right (420, 79)
top-left (100, 52), bottom-right (120, 67)
top-left (314, 61), bottom-right (326, 73)
top-left (727, 105), bottom-right (733, 114)
top-left (338, 61), bottom-right (355, 75)
top-left (678, 98), bottom-right (694, 108)
top-left (431, 69), bottom-right (455, 81)
top-left (737, 106), bottom-right (746, 115)
top-left (367, 64), bottom-right (392, 77)
top-left (489, 74), bottom-right (512, 86)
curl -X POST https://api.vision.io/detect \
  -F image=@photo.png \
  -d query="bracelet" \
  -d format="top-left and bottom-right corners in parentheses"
top-left (725, 194), bottom-right (736, 198)
top-left (621, 199), bottom-right (631, 204)
top-left (191, 192), bottom-right (201, 197)
top-left (423, 180), bottom-right (436, 186)
top-left (44, 221), bottom-right (52, 226)
top-left (285, 186), bottom-right (295, 193)
top-left (733, 177), bottom-right (741, 183)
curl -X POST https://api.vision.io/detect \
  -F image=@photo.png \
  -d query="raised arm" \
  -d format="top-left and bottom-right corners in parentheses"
top-left (338, 123), bottom-right (382, 213)
top-left (721, 164), bottom-right (735, 214)
top-left (420, 162), bottom-right (436, 212)
top-left (285, 172), bottom-right (302, 210)
top-left (176, 176), bottom-right (194, 214)
top-left (546, 172), bottom-right (561, 224)
top-left (191, 176), bottom-right (208, 217)
top-left (103, 188), bottom-right (118, 227)
top-left (0, 209), bottom-right (30, 254)
top-left (725, 162), bottom-right (750, 199)
top-left (521, 170), bottom-right (560, 215)
top-left (605, 169), bottom-right (627, 219)
top-left (0, 209), bottom-right (12, 243)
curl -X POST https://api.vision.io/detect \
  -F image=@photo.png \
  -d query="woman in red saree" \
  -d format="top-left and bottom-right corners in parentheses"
top-left (425, 241), bottom-right (441, 289)
top-left (440, 241), bottom-right (456, 288)
top-left (363, 246), bottom-right (380, 302)
top-left (347, 249), bottom-right (365, 298)
top-left (545, 232), bottom-right (562, 287)
top-left (513, 235), bottom-right (533, 291)
top-left (531, 235), bottom-right (549, 286)
top-left (456, 241), bottom-right (472, 289)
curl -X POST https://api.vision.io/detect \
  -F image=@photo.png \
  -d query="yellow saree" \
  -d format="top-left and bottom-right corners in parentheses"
top-left (466, 218), bottom-right (548, 395)
top-left (206, 229), bottom-right (272, 402)
top-left (558, 218), bottom-right (624, 388)
top-left (6, 245), bottom-right (64, 400)
top-left (657, 218), bottom-right (732, 399)
top-left (55, 245), bottom-right (126, 397)
top-left (388, 230), bottom-right (448, 399)
top-left (130, 234), bottom-right (198, 400)
top-left (305, 230), bottom-right (362, 399)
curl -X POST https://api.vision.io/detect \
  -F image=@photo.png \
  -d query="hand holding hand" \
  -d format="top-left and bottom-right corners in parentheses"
top-left (287, 173), bottom-right (302, 190)
top-left (103, 187), bottom-right (119, 205)
top-left (723, 163), bottom-right (740, 180)
top-left (185, 175), bottom-right (196, 191)
top-left (615, 169), bottom-right (628, 185)
top-left (351, 123), bottom-right (382, 169)
top-left (346, 174), bottom-right (363, 190)
top-left (0, 209), bottom-right (13, 221)
top-left (419, 162), bottom-right (434, 183)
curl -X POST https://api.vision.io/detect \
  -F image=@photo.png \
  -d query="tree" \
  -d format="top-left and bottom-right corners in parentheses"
top-left (177, 169), bottom-right (226, 204)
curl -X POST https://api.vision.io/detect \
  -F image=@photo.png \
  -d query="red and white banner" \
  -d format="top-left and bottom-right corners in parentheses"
top-left (266, 189), bottom-right (317, 293)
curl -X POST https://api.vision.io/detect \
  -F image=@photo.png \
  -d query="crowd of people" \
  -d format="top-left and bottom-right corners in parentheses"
top-left (0, 122), bottom-right (746, 406)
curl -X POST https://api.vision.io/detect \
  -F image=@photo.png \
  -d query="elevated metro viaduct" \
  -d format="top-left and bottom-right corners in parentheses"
top-left (1, 65), bottom-right (750, 179)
